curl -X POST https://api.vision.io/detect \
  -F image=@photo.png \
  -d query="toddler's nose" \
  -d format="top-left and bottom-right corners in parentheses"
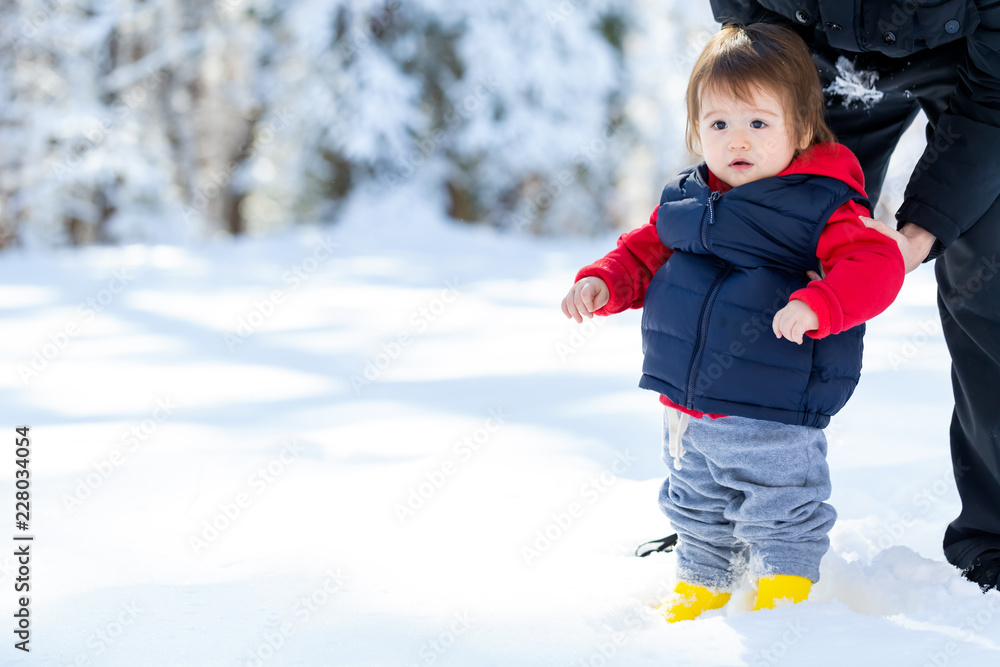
top-left (729, 133), bottom-right (750, 151)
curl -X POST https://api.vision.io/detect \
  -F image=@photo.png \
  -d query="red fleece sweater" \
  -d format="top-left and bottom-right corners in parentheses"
top-left (575, 143), bottom-right (905, 419)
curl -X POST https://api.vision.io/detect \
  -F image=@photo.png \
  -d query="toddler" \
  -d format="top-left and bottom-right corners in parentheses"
top-left (561, 22), bottom-right (904, 621)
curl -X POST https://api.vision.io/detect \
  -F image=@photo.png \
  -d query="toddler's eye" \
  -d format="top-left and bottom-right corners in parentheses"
top-left (750, 119), bottom-right (767, 129)
top-left (711, 120), bottom-right (727, 130)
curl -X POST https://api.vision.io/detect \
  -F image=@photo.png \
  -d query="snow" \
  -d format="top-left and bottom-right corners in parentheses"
top-left (2, 184), bottom-right (999, 666)
top-left (825, 56), bottom-right (886, 110)
top-left (3, 3), bottom-right (996, 663)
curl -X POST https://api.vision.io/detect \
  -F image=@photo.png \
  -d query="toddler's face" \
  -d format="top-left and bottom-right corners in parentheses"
top-left (696, 85), bottom-right (805, 188)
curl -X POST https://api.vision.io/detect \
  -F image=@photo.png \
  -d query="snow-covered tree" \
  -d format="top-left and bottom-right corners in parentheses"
top-left (1, 0), bottom-right (710, 247)
top-left (225, 0), bottom-right (646, 236)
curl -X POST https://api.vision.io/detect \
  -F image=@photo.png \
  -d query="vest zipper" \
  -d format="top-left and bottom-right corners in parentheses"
top-left (684, 262), bottom-right (734, 409)
top-left (701, 191), bottom-right (722, 250)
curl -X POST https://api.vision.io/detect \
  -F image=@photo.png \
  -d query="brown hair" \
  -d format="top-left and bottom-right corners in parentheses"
top-left (685, 22), bottom-right (835, 156)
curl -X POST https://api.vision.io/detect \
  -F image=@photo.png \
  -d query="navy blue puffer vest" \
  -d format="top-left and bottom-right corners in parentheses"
top-left (639, 163), bottom-right (871, 428)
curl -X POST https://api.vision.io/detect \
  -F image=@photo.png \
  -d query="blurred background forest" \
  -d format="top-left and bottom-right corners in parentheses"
top-left (0, 0), bottom-right (723, 248)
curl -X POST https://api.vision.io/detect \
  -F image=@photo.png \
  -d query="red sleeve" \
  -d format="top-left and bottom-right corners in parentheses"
top-left (574, 208), bottom-right (673, 314)
top-left (790, 200), bottom-right (905, 338)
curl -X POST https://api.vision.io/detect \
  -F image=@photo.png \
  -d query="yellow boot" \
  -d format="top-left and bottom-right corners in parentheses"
top-left (658, 582), bottom-right (732, 623)
top-left (752, 575), bottom-right (812, 611)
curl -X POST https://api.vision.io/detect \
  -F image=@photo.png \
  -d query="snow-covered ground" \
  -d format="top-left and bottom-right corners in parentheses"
top-left (1, 180), bottom-right (999, 666)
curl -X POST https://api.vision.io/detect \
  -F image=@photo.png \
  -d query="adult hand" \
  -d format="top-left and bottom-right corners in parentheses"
top-left (860, 217), bottom-right (937, 273)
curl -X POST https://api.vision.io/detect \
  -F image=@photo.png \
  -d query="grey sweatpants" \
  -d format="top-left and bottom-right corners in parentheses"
top-left (658, 409), bottom-right (837, 590)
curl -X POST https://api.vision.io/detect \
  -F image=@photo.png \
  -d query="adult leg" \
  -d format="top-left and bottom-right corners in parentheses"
top-left (936, 203), bottom-right (1000, 571)
top-left (860, 42), bottom-right (1000, 575)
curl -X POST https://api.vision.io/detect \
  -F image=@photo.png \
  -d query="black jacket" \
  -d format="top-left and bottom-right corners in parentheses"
top-left (709, 0), bottom-right (1000, 255)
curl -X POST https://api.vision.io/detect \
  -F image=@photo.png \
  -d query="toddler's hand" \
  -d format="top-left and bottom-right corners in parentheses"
top-left (561, 277), bottom-right (609, 323)
top-left (772, 300), bottom-right (819, 345)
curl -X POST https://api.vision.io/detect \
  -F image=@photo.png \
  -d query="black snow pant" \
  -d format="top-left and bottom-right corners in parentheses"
top-left (811, 38), bottom-right (1000, 570)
